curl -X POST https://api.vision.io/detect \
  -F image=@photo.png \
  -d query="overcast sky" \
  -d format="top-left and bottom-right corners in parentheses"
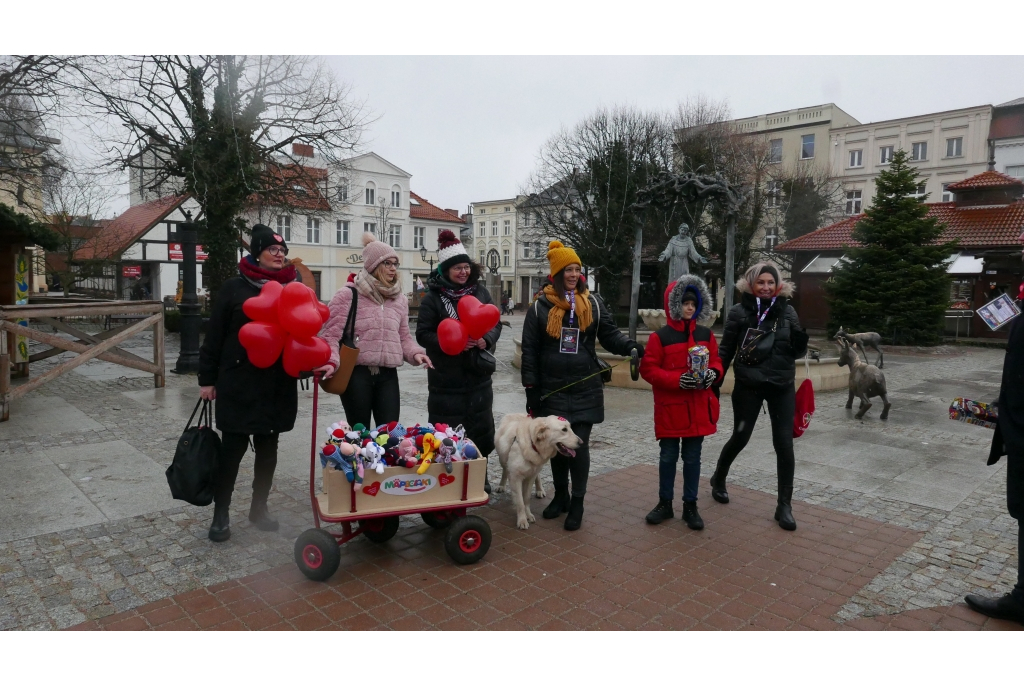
top-left (324, 56), bottom-right (1024, 215)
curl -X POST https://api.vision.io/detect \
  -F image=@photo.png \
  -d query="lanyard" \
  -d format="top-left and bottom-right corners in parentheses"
top-left (567, 290), bottom-right (576, 326)
top-left (755, 296), bottom-right (776, 327)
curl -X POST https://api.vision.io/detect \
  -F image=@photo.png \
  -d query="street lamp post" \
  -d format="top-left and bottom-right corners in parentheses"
top-left (170, 214), bottom-right (202, 374)
top-left (419, 245), bottom-right (436, 272)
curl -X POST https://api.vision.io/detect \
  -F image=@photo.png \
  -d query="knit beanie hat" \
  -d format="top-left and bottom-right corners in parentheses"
top-left (437, 229), bottom-right (471, 272)
top-left (250, 223), bottom-right (287, 257)
top-left (681, 288), bottom-right (699, 305)
top-left (546, 240), bottom-right (582, 277)
top-left (362, 232), bottom-right (398, 273)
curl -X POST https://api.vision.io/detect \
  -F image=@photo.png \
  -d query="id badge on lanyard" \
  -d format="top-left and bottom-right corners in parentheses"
top-left (560, 291), bottom-right (579, 354)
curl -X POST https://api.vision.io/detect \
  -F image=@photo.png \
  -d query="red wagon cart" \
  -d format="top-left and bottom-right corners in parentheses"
top-left (294, 377), bottom-right (492, 581)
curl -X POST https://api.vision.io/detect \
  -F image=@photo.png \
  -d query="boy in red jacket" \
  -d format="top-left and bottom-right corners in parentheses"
top-left (639, 275), bottom-right (723, 530)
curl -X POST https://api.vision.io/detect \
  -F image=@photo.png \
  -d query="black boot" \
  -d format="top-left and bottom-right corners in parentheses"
top-left (563, 495), bottom-right (585, 531)
top-left (681, 501), bottom-right (704, 530)
top-left (645, 499), bottom-right (674, 525)
top-left (709, 470), bottom-right (729, 504)
top-left (208, 505), bottom-right (231, 542)
top-left (965, 592), bottom-right (1024, 625)
top-left (484, 476), bottom-right (492, 495)
top-left (774, 486), bottom-right (797, 531)
top-left (248, 497), bottom-right (279, 532)
top-left (543, 488), bottom-right (570, 519)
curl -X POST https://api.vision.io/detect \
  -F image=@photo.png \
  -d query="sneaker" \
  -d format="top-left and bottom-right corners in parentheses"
top-left (645, 499), bottom-right (674, 525)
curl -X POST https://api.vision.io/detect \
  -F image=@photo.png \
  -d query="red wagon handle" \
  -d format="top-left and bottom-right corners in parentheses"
top-left (309, 372), bottom-right (322, 528)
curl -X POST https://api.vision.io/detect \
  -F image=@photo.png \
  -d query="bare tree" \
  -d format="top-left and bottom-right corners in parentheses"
top-left (374, 196), bottom-right (393, 244)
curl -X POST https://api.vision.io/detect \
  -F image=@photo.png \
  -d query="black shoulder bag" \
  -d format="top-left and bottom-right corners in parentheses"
top-left (165, 399), bottom-right (222, 507)
top-left (584, 295), bottom-right (613, 384)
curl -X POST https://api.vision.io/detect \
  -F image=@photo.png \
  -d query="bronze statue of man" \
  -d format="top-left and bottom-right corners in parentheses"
top-left (659, 222), bottom-right (707, 282)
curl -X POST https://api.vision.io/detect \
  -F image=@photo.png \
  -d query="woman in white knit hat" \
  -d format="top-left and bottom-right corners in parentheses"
top-left (317, 233), bottom-right (433, 428)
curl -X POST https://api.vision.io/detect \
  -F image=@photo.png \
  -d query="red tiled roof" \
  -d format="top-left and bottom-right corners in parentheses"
top-left (409, 191), bottom-right (463, 223)
top-left (778, 200), bottom-right (1024, 252)
top-left (947, 170), bottom-right (1024, 191)
top-left (75, 195), bottom-right (187, 260)
top-left (254, 165), bottom-right (331, 212)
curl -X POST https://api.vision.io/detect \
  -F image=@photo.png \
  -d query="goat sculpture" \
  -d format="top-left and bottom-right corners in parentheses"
top-left (835, 326), bottom-right (884, 368)
top-left (837, 339), bottom-right (891, 420)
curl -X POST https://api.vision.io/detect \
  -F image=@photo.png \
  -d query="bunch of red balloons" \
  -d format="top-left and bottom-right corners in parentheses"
top-left (238, 281), bottom-right (331, 376)
top-left (437, 295), bottom-right (501, 355)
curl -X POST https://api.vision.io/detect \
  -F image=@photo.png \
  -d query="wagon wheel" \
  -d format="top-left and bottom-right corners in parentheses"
top-left (360, 516), bottom-right (400, 543)
top-left (421, 511), bottom-right (454, 529)
top-left (294, 528), bottom-right (341, 582)
top-left (444, 515), bottom-right (491, 565)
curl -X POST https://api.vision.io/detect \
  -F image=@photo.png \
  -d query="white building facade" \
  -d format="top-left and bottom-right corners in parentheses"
top-left (469, 198), bottom-right (520, 303)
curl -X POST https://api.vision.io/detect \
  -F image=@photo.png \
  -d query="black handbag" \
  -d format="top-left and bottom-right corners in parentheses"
top-left (165, 399), bottom-right (222, 507)
top-left (584, 340), bottom-right (613, 384)
top-left (469, 348), bottom-right (497, 375)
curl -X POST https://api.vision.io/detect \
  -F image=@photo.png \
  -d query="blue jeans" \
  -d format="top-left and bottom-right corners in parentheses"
top-left (659, 436), bottom-right (704, 502)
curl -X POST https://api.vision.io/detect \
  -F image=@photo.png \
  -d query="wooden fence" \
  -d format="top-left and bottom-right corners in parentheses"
top-left (0, 301), bottom-right (165, 422)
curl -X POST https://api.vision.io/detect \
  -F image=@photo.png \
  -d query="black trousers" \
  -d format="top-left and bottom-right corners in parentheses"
top-left (1007, 452), bottom-right (1023, 599)
top-left (715, 382), bottom-right (796, 493)
top-left (549, 422), bottom-right (593, 498)
top-left (216, 432), bottom-right (279, 509)
top-left (340, 365), bottom-right (401, 429)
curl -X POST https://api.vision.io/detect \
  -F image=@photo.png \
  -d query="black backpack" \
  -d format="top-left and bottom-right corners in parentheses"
top-left (165, 399), bottom-right (222, 506)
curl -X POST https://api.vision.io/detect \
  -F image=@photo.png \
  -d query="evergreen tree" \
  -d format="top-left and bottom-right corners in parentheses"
top-left (825, 148), bottom-right (956, 345)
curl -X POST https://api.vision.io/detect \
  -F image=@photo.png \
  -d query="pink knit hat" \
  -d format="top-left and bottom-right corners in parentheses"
top-left (362, 232), bottom-right (398, 273)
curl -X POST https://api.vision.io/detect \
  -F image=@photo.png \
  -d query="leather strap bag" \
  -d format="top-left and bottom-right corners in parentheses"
top-left (165, 399), bottom-right (222, 506)
top-left (320, 286), bottom-right (360, 395)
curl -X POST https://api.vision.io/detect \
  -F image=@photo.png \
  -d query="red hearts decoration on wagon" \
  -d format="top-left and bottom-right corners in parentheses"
top-left (242, 280), bottom-right (283, 325)
top-left (438, 473), bottom-right (456, 487)
top-left (279, 281), bottom-right (326, 338)
top-left (362, 481), bottom-right (380, 497)
top-left (238, 321), bottom-right (286, 368)
top-left (282, 334), bottom-right (331, 378)
top-left (457, 295), bottom-right (500, 340)
top-left (437, 318), bottom-right (469, 356)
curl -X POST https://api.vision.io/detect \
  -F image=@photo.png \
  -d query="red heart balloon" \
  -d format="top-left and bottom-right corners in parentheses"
top-left (238, 321), bottom-right (285, 368)
top-left (242, 280), bottom-right (283, 325)
top-left (278, 281), bottom-right (324, 338)
top-left (457, 295), bottom-right (500, 340)
top-left (282, 334), bottom-right (331, 377)
top-left (437, 318), bottom-right (468, 356)
top-left (316, 301), bottom-right (330, 324)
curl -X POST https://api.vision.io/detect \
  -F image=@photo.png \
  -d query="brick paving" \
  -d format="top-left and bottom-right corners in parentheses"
top-left (65, 466), bottom-right (1021, 631)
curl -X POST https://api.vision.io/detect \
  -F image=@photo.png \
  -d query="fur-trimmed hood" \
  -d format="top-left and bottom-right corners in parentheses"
top-left (736, 277), bottom-right (794, 298)
top-left (665, 274), bottom-right (714, 328)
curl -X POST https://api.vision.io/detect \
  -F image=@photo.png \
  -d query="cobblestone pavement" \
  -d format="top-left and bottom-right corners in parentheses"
top-left (0, 318), bottom-right (1019, 630)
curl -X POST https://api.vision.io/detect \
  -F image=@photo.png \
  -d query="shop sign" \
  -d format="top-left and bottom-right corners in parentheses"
top-left (122, 265), bottom-right (142, 278)
top-left (169, 243), bottom-right (209, 262)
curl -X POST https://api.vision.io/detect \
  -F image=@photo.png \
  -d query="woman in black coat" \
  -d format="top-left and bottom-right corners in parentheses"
top-left (416, 230), bottom-right (502, 462)
top-left (520, 241), bottom-right (643, 531)
top-left (709, 262), bottom-right (808, 531)
top-left (198, 224), bottom-right (298, 542)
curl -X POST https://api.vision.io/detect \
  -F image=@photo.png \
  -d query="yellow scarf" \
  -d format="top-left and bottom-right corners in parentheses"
top-left (542, 284), bottom-right (593, 339)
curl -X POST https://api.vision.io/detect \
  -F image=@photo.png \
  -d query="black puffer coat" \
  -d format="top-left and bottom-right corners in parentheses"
top-left (521, 291), bottom-right (635, 424)
top-left (989, 315), bottom-right (1024, 520)
top-left (415, 268), bottom-right (502, 457)
top-left (198, 276), bottom-right (298, 435)
top-left (718, 282), bottom-right (808, 390)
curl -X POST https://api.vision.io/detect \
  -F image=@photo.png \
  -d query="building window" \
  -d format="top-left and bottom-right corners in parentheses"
top-left (845, 190), bottom-right (862, 215)
top-left (769, 138), bottom-right (783, 164)
top-left (879, 146), bottom-right (894, 165)
top-left (765, 180), bottom-right (782, 207)
top-left (1005, 165), bottom-right (1024, 179)
top-left (16, 184), bottom-right (27, 206)
top-left (503, 219), bottom-right (511, 235)
top-left (501, 249), bottom-right (508, 267)
top-left (504, 206), bottom-right (510, 212)
top-left (849, 149), bottom-right (863, 168)
top-left (336, 220), bottom-right (349, 245)
top-left (388, 224), bottom-right (402, 248)
top-left (911, 141), bottom-right (928, 161)
top-left (306, 217), bottom-right (320, 243)
top-left (478, 222), bottom-right (485, 237)
top-left (910, 182), bottom-right (927, 199)
top-left (522, 213), bottom-right (530, 227)
top-left (479, 251), bottom-right (485, 264)
top-left (311, 271), bottom-right (322, 300)
top-left (276, 215), bottom-right (291, 241)
top-left (560, 209), bottom-right (570, 222)
top-left (491, 221), bottom-right (498, 236)
top-left (946, 137), bottom-right (963, 158)
top-left (391, 187), bottom-right (401, 208)
top-left (800, 134), bottom-right (814, 160)
top-left (364, 221), bottom-right (376, 235)
top-left (479, 208), bottom-right (485, 214)
top-left (338, 181), bottom-right (349, 202)
top-left (413, 225), bottom-right (425, 249)
top-left (365, 182), bottom-right (375, 205)
top-left (941, 183), bottom-right (954, 202)
top-left (764, 233), bottom-right (778, 251)
top-left (523, 243), bottom-right (531, 259)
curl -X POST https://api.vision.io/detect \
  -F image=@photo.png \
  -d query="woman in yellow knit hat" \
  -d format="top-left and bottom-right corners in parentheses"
top-left (520, 240), bottom-right (644, 530)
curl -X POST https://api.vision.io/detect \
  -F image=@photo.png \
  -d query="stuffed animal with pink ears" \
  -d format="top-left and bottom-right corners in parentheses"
top-left (362, 442), bottom-right (386, 475)
top-left (396, 438), bottom-right (419, 468)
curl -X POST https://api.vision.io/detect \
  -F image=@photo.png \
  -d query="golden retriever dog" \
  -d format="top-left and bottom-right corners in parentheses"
top-left (494, 414), bottom-right (582, 530)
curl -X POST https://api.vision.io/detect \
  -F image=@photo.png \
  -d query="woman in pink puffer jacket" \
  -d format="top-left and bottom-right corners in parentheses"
top-left (316, 233), bottom-right (433, 428)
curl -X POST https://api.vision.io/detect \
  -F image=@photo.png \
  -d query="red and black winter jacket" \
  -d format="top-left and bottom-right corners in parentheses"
top-left (639, 277), bottom-right (724, 440)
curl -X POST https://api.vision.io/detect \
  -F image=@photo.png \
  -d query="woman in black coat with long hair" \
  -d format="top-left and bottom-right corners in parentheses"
top-left (520, 240), bottom-right (643, 531)
top-left (416, 230), bottom-right (502, 464)
top-left (198, 224), bottom-right (298, 542)
top-left (709, 262), bottom-right (808, 531)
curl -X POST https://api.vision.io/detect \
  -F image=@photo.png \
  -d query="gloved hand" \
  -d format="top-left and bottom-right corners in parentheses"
top-left (630, 342), bottom-right (645, 359)
top-left (525, 386), bottom-right (542, 417)
top-left (679, 374), bottom-right (700, 390)
top-left (703, 369), bottom-right (719, 389)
